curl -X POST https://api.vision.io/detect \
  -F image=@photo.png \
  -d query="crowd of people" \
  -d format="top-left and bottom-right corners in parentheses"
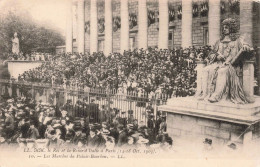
top-left (6, 52), bottom-right (53, 61)
top-left (18, 47), bottom-right (211, 97)
top-left (0, 96), bottom-right (172, 150)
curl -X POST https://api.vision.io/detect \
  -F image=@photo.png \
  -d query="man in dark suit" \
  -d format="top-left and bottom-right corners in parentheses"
top-left (87, 127), bottom-right (100, 148)
top-left (71, 126), bottom-right (86, 146)
top-left (88, 99), bottom-right (99, 123)
top-left (117, 124), bottom-right (127, 147)
top-left (20, 118), bottom-right (30, 138)
top-left (4, 111), bottom-right (15, 139)
top-left (63, 100), bottom-right (74, 117)
top-left (147, 114), bottom-right (154, 129)
top-left (27, 121), bottom-right (39, 140)
top-left (95, 126), bottom-right (106, 148)
top-left (109, 123), bottom-right (119, 144)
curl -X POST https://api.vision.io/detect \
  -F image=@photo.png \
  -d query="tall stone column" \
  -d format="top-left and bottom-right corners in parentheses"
top-left (181, 0), bottom-right (192, 48)
top-left (240, 0), bottom-right (253, 46)
top-left (90, 0), bottom-right (98, 53)
top-left (138, 0), bottom-right (148, 49)
top-left (104, 0), bottom-right (113, 56)
top-left (208, 0), bottom-right (220, 45)
top-left (120, 0), bottom-right (129, 54)
top-left (77, 0), bottom-right (85, 53)
top-left (66, 0), bottom-right (73, 53)
top-left (158, 0), bottom-right (169, 49)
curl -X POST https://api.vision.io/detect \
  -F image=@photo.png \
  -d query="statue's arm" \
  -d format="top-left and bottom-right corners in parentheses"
top-left (207, 40), bottom-right (225, 64)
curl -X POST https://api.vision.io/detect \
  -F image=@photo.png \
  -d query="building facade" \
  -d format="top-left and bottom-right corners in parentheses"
top-left (65, 0), bottom-right (259, 54)
top-left (65, 0), bottom-right (260, 94)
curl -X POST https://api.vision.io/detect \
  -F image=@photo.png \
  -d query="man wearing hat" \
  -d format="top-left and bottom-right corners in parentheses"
top-left (87, 127), bottom-right (99, 147)
top-left (63, 100), bottom-right (73, 117)
top-left (27, 120), bottom-right (39, 140)
top-left (89, 99), bottom-right (99, 123)
top-left (159, 115), bottom-right (167, 134)
top-left (44, 120), bottom-right (54, 138)
top-left (127, 110), bottom-right (134, 124)
top-left (117, 124), bottom-right (127, 147)
top-left (59, 119), bottom-right (67, 140)
top-left (94, 124), bottom-right (106, 148)
top-left (4, 110), bottom-right (15, 139)
top-left (80, 118), bottom-right (90, 136)
top-left (71, 125), bottom-right (86, 146)
top-left (47, 128), bottom-right (64, 148)
top-left (126, 124), bottom-right (135, 136)
top-left (20, 117), bottom-right (30, 138)
top-left (109, 123), bottom-right (119, 144)
top-left (60, 109), bottom-right (70, 122)
top-left (147, 114), bottom-right (154, 130)
top-left (133, 119), bottom-right (138, 131)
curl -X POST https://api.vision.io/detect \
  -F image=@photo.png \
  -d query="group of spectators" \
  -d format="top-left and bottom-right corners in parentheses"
top-left (6, 52), bottom-right (53, 61)
top-left (18, 47), bottom-right (211, 98)
top-left (0, 96), bottom-right (172, 150)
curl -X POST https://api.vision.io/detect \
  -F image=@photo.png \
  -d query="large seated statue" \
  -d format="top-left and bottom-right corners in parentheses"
top-left (196, 18), bottom-right (254, 104)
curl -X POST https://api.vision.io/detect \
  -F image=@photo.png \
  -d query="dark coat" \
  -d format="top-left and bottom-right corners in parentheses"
top-left (72, 133), bottom-right (86, 145)
top-left (117, 130), bottom-right (128, 147)
top-left (20, 123), bottom-right (30, 138)
top-left (27, 127), bottom-right (39, 139)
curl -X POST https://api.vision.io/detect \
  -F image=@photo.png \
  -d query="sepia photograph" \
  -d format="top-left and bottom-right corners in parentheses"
top-left (0, 0), bottom-right (260, 166)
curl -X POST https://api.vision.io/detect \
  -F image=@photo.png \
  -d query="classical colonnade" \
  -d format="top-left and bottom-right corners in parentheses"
top-left (65, 0), bottom-right (253, 55)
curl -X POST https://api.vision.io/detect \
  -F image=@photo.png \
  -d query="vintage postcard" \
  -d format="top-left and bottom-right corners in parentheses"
top-left (0, 0), bottom-right (260, 166)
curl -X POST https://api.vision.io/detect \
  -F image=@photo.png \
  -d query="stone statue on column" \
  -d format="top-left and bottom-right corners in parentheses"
top-left (12, 32), bottom-right (20, 54)
top-left (195, 18), bottom-right (254, 104)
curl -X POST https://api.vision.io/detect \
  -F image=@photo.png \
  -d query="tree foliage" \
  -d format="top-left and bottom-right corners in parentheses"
top-left (0, 12), bottom-right (65, 57)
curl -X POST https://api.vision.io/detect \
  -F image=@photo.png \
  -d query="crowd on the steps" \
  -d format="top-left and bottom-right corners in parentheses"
top-left (18, 47), bottom-right (211, 98)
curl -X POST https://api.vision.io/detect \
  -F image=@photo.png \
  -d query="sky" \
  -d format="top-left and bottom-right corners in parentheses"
top-left (0, 0), bottom-right (67, 35)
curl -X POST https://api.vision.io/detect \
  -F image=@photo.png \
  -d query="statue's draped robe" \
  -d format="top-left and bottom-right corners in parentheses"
top-left (202, 38), bottom-right (250, 104)
top-left (12, 37), bottom-right (19, 54)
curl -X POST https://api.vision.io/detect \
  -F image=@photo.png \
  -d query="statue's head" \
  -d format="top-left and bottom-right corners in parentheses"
top-left (221, 18), bottom-right (238, 40)
top-left (14, 32), bottom-right (18, 37)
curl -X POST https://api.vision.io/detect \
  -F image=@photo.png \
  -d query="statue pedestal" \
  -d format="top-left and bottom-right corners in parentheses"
top-left (243, 60), bottom-right (255, 98)
top-left (7, 61), bottom-right (44, 79)
top-left (158, 97), bottom-right (260, 149)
